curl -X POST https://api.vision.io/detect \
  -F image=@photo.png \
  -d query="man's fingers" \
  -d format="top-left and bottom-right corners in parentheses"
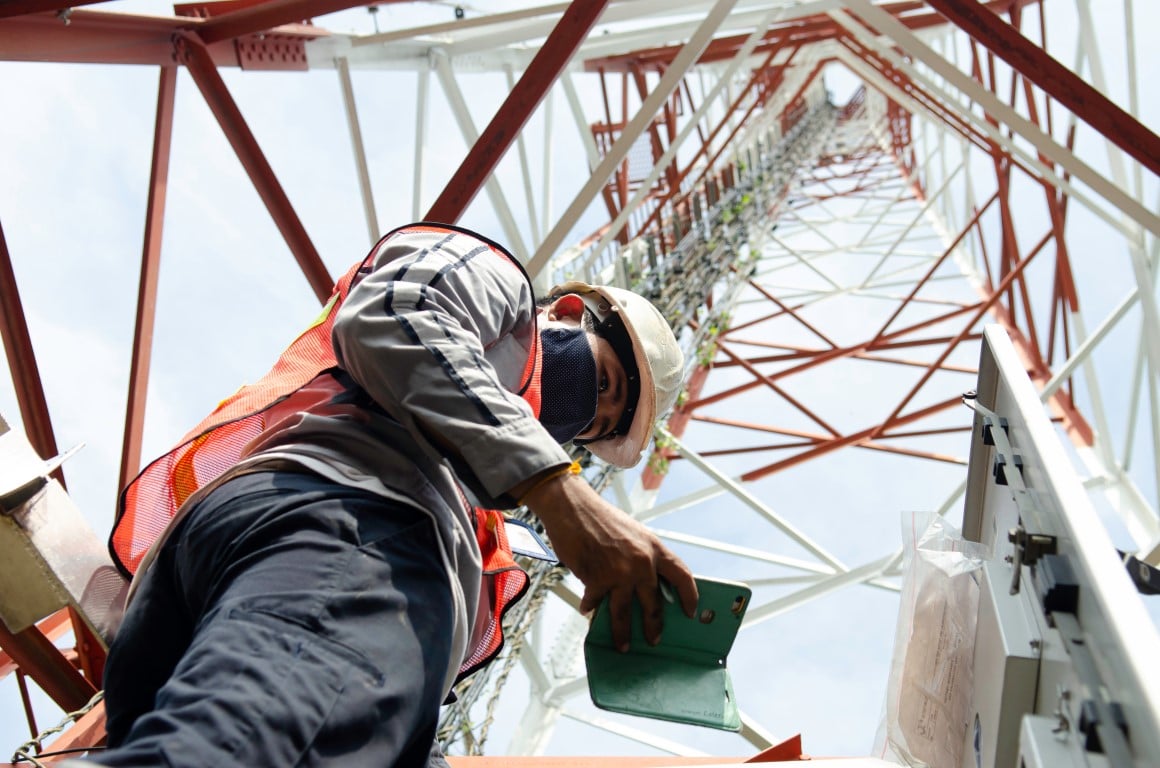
top-left (658, 557), bottom-right (699, 618)
top-left (637, 583), bottom-right (664, 646)
top-left (579, 586), bottom-right (604, 617)
top-left (608, 590), bottom-right (634, 652)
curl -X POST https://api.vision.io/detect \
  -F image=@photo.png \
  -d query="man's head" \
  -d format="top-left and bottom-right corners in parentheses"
top-left (537, 281), bottom-right (684, 467)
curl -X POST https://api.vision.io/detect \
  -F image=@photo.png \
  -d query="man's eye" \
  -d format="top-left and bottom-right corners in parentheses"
top-left (599, 375), bottom-right (609, 393)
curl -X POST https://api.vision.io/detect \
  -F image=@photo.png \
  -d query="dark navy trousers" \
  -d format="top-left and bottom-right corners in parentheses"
top-left (93, 470), bottom-right (455, 767)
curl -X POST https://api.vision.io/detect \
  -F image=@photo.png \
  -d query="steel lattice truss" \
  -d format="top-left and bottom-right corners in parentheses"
top-left (0, 0), bottom-right (1156, 762)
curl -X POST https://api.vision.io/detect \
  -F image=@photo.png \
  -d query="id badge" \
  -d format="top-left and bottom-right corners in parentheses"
top-left (504, 518), bottom-right (558, 563)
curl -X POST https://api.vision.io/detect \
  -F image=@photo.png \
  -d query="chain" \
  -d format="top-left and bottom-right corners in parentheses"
top-left (473, 565), bottom-right (563, 748)
top-left (12, 689), bottom-right (104, 766)
top-left (436, 559), bottom-right (563, 755)
top-left (438, 456), bottom-right (610, 756)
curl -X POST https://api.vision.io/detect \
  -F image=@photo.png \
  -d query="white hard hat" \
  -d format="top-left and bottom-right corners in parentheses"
top-left (546, 281), bottom-right (684, 467)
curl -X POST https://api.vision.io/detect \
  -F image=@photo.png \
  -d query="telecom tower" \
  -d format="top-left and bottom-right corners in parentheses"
top-left (0, 0), bottom-right (1157, 765)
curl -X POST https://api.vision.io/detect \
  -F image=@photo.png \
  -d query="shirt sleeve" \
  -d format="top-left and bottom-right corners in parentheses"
top-left (331, 227), bottom-right (571, 505)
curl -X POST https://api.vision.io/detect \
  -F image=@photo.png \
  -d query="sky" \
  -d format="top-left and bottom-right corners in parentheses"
top-left (1, 0), bottom-right (1158, 763)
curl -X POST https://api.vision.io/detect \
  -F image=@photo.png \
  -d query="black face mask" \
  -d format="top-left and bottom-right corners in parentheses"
top-left (538, 327), bottom-right (598, 443)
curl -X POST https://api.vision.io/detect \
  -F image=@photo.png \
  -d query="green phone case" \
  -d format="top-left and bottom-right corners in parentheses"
top-left (583, 576), bottom-right (751, 731)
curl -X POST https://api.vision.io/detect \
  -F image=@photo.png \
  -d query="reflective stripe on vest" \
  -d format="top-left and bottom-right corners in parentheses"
top-left (111, 225), bottom-right (541, 681)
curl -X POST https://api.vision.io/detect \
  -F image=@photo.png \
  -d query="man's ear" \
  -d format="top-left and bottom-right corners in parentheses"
top-left (545, 293), bottom-right (586, 323)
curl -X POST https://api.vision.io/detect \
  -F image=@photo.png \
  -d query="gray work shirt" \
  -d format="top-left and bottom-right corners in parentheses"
top-left (157, 226), bottom-right (571, 699)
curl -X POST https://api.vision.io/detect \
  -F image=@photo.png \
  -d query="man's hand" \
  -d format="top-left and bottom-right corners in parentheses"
top-left (520, 471), bottom-right (698, 652)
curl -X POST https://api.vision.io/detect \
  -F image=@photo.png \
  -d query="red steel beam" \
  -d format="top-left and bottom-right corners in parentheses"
top-left (836, 29), bottom-right (1085, 234)
top-left (646, 46), bottom-right (795, 234)
top-left (176, 31), bottom-right (333, 302)
top-left (879, 229), bottom-right (1055, 436)
top-left (741, 394), bottom-right (965, 482)
top-left (0, 9), bottom-right (318, 67)
top-left (715, 340), bottom-right (840, 437)
top-left (67, 606), bottom-right (106, 690)
top-left (119, 66), bottom-right (177, 495)
top-left (441, 758), bottom-right (749, 767)
top-left (425, 0), bottom-right (609, 224)
top-left (0, 610), bottom-right (72, 682)
top-left (710, 334), bottom-right (982, 370)
top-left (869, 191), bottom-right (1000, 344)
top-left (926, 0), bottom-right (1160, 178)
top-left (689, 413), bottom-right (969, 466)
top-left (626, 49), bottom-right (811, 244)
top-left (692, 298), bottom-right (990, 413)
top-left (0, 218), bottom-right (61, 467)
top-left (746, 275), bottom-right (837, 350)
top-left (686, 332), bottom-right (986, 410)
top-left (1017, 66), bottom-right (1078, 312)
top-left (859, 34), bottom-right (1088, 447)
top-left (0, 621), bottom-right (97, 715)
top-left (837, 35), bottom-right (992, 160)
top-left (0, 0), bottom-right (107, 18)
top-left (991, 302), bottom-right (1093, 445)
top-left (194, 0), bottom-right (361, 44)
top-left (628, 65), bottom-right (678, 197)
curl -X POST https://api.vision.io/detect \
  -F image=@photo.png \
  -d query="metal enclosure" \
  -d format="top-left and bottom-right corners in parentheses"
top-left (961, 326), bottom-right (1160, 768)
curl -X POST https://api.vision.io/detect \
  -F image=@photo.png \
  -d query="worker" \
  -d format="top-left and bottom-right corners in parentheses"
top-left (87, 223), bottom-right (699, 767)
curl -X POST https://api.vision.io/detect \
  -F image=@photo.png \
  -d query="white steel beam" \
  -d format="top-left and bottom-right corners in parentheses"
top-left (560, 71), bottom-right (602, 171)
top-left (634, 481), bottom-right (728, 523)
top-left (1072, 0), bottom-right (1160, 390)
top-left (528, 0), bottom-right (743, 277)
top-left (582, 2), bottom-right (811, 269)
top-left (741, 551), bottom-right (898, 628)
top-left (506, 696), bottom-right (563, 756)
top-left (839, 0), bottom-right (1160, 238)
top-left (541, 89), bottom-right (555, 244)
top-left (432, 50), bottom-right (530, 261)
top-left (326, 0), bottom-right (802, 71)
top-left (336, 55), bottom-right (379, 245)
top-left (504, 63), bottom-right (542, 246)
top-left (412, 64), bottom-right (430, 221)
top-left (445, 0), bottom-right (814, 59)
top-left (862, 163), bottom-right (962, 285)
top-left (652, 527), bottom-right (851, 576)
top-left (352, 1), bottom-right (571, 47)
top-left (1075, 0), bottom-right (1137, 202)
top-left (661, 429), bottom-right (848, 572)
top-left (1123, 0), bottom-right (1144, 200)
top-left (558, 710), bottom-right (712, 757)
top-left (830, 41), bottom-right (1138, 245)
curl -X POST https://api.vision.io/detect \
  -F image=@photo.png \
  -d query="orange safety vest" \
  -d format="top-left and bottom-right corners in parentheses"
top-left (111, 222), bottom-right (542, 681)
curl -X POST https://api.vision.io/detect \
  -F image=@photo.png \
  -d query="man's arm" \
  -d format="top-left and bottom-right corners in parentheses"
top-left (513, 470), bottom-right (699, 652)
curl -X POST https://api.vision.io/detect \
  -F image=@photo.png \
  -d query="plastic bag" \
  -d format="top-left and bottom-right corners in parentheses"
top-left (874, 511), bottom-right (990, 768)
